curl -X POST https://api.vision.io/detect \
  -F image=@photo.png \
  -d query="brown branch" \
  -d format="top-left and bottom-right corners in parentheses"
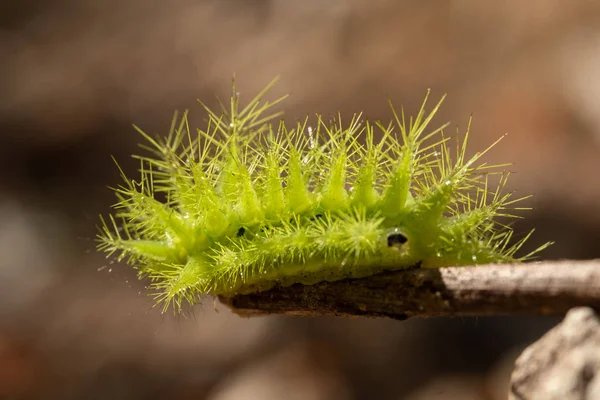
top-left (219, 259), bottom-right (600, 320)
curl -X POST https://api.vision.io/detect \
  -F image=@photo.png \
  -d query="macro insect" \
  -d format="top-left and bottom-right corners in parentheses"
top-left (97, 77), bottom-right (550, 311)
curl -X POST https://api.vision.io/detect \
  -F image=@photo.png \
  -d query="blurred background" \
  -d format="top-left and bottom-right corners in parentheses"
top-left (1, 1), bottom-right (600, 398)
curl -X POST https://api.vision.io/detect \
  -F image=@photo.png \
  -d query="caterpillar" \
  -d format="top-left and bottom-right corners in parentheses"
top-left (97, 77), bottom-right (550, 312)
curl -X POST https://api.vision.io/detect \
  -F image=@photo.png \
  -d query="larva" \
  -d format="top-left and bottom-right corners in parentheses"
top-left (97, 77), bottom-right (550, 311)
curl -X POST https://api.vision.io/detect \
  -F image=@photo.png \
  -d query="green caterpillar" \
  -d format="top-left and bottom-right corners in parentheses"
top-left (97, 77), bottom-right (550, 311)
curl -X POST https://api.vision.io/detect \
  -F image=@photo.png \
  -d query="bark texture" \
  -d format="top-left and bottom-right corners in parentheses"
top-left (510, 307), bottom-right (600, 400)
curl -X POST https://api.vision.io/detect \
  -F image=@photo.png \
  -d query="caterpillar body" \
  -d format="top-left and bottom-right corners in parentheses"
top-left (97, 78), bottom-right (549, 311)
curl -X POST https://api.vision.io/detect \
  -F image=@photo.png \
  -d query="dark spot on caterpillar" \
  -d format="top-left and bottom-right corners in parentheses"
top-left (309, 213), bottom-right (324, 221)
top-left (236, 227), bottom-right (246, 237)
top-left (387, 232), bottom-right (408, 247)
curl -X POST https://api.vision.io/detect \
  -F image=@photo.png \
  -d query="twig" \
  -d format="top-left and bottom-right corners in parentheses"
top-left (219, 260), bottom-right (600, 320)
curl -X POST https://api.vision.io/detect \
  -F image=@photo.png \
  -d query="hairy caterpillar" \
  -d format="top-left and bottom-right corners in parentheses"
top-left (97, 77), bottom-right (550, 311)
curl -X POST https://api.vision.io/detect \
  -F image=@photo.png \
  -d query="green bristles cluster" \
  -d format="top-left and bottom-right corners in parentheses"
top-left (97, 77), bottom-right (550, 311)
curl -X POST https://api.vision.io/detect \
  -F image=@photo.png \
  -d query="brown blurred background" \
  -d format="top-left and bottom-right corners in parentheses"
top-left (1, 1), bottom-right (600, 399)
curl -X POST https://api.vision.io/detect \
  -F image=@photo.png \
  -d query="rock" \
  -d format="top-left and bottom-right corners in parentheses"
top-left (510, 307), bottom-right (600, 400)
